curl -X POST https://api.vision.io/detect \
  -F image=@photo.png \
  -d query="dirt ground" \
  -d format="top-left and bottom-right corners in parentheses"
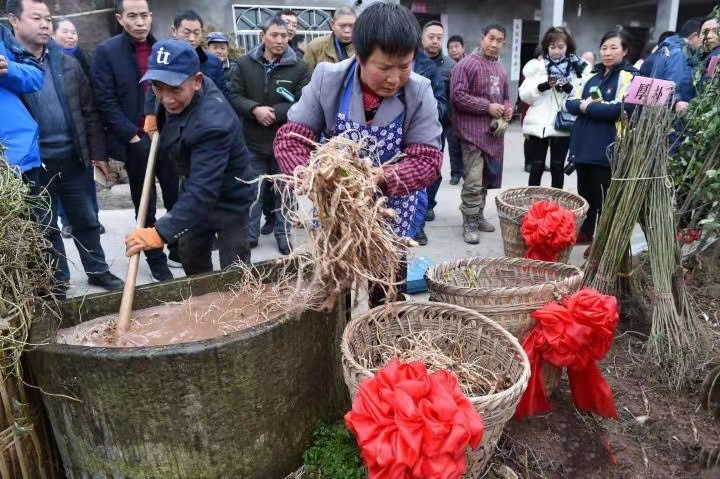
top-left (488, 277), bottom-right (720, 479)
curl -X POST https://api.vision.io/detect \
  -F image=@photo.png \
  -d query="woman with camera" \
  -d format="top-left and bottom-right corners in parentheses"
top-left (566, 31), bottom-right (637, 255)
top-left (520, 27), bottom-right (588, 189)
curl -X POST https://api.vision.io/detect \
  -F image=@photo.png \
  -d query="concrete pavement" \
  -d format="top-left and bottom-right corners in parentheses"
top-left (63, 124), bottom-right (588, 297)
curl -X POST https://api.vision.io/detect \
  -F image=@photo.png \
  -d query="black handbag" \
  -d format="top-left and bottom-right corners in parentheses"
top-left (554, 111), bottom-right (576, 132)
top-left (553, 91), bottom-right (576, 132)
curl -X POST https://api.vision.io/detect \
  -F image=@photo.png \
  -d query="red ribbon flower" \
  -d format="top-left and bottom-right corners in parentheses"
top-left (521, 200), bottom-right (577, 262)
top-left (345, 358), bottom-right (484, 479)
top-left (515, 288), bottom-right (619, 419)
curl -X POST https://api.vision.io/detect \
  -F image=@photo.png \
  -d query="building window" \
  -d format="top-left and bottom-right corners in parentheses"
top-left (233, 5), bottom-right (335, 52)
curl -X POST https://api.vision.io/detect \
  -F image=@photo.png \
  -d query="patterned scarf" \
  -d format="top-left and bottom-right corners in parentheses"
top-left (545, 54), bottom-right (585, 82)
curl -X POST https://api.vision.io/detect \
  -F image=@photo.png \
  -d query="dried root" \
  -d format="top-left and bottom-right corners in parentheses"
top-left (263, 134), bottom-right (417, 311)
top-left (364, 328), bottom-right (513, 397)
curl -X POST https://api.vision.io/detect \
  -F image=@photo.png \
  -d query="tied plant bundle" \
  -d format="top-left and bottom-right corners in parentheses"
top-left (0, 152), bottom-right (58, 478)
top-left (265, 135), bottom-right (417, 311)
top-left (583, 106), bottom-right (663, 294)
top-left (521, 200), bottom-right (577, 262)
top-left (642, 128), bottom-right (710, 387)
top-left (344, 358), bottom-right (484, 479)
top-left (515, 288), bottom-right (619, 419)
top-left (582, 105), bottom-right (711, 387)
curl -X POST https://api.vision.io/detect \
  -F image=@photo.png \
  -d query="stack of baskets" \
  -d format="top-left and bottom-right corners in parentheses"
top-left (495, 186), bottom-right (589, 263)
top-left (341, 301), bottom-right (530, 477)
top-left (425, 257), bottom-right (584, 393)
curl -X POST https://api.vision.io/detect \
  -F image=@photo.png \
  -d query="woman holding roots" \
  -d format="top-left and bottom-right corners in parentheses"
top-left (273, 3), bottom-right (443, 305)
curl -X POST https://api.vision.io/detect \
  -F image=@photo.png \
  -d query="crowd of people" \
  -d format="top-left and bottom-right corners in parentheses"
top-left (0, 0), bottom-right (718, 300)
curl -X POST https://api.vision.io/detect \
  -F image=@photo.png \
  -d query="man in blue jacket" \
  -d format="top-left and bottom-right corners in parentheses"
top-left (92, 0), bottom-right (175, 281)
top-left (125, 40), bottom-right (253, 275)
top-left (640, 17), bottom-right (703, 114)
top-left (0, 23), bottom-right (42, 173)
top-left (413, 47), bottom-right (447, 246)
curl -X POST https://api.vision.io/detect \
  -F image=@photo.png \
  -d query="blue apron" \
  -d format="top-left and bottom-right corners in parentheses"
top-left (333, 61), bottom-right (426, 238)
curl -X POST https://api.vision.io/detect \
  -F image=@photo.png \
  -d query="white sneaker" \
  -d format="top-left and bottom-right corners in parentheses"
top-left (167, 259), bottom-right (183, 269)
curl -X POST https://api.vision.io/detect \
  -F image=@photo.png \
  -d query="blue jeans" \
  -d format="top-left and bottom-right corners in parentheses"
top-left (57, 171), bottom-right (99, 227)
top-left (33, 158), bottom-right (111, 284)
top-left (248, 152), bottom-right (291, 243)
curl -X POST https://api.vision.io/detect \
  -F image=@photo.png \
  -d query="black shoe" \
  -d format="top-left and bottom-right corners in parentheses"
top-left (99, 224), bottom-right (106, 235)
top-left (61, 225), bottom-right (72, 239)
top-left (524, 164), bottom-right (531, 173)
top-left (449, 175), bottom-right (461, 185)
top-left (149, 263), bottom-right (174, 282)
top-left (260, 218), bottom-right (275, 236)
top-left (425, 208), bottom-right (435, 222)
top-left (277, 237), bottom-right (292, 255)
top-left (87, 271), bottom-right (125, 291)
top-left (249, 239), bottom-right (258, 249)
top-left (414, 228), bottom-right (428, 246)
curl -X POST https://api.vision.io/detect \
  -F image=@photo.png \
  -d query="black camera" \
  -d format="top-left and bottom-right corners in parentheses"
top-left (564, 161), bottom-right (576, 176)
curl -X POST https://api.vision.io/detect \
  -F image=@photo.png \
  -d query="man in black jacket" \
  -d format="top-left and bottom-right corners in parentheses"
top-left (92, 0), bottom-right (175, 281)
top-left (228, 16), bottom-right (310, 255)
top-left (9, 0), bottom-right (124, 293)
top-left (125, 40), bottom-right (253, 275)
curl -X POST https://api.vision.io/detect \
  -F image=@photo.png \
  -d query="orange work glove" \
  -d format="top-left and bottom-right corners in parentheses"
top-left (125, 227), bottom-right (164, 257)
top-left (143, 114), bottom-right (158, 135)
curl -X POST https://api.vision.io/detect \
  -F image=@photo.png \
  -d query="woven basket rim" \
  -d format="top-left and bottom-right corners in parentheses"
top-left (496, 186), bottom-right (589, 217)
top-left (424, 257), bottom-right (583, 298)
top-left (341, 300), bottom-right (531, 406)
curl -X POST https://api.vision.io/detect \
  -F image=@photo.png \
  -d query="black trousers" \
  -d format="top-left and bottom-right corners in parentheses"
top-left (125, 135), bottom-right (180, 265)
top-left (368, 259), bottom-right (408, 308)
top-left (178, 207), bottom-right (251, 276)
top-left (526, 135), bottom-right (570, 189)
top-left (576, 163), bottom-right (611, 237)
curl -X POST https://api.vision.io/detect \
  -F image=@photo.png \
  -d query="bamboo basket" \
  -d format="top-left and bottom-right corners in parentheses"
top-left (495, 186), bottom-right (589, 263)
top-left (342, 301), bottom-right (530, 477)
top-left (425, 257), bottom-right (583, 394)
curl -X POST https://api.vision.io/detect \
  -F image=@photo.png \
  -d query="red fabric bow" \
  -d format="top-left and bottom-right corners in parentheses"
top-left (521, 200), bottom-right (577, 262)
top-left (345, 359), bottom-right (484, 479)
top-left (515, 288), bottom-right (619, 419)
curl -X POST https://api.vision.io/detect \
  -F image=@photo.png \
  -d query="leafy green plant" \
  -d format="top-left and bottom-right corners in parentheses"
top-left (303, 421), bottom-right (366, 479)
top-left (670, 7), bottom-right (720, 240)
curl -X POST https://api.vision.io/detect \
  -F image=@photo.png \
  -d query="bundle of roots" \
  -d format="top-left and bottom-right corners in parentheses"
top-left (366, 329), bottom-right (513, 397)
top-left (268, 135), bottom-right (417, 311)
top-left (0, 150), bottom-right (58, 478)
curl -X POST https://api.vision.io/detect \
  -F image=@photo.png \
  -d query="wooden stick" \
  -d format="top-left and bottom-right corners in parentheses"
top-left (117, 134), bottom-right (160, 335)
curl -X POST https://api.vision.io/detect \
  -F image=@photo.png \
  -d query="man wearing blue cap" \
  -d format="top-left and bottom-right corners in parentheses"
top-left (125, 40), bottom-right (254, 274)
top-left (207, 31), bottom-right (239, 84)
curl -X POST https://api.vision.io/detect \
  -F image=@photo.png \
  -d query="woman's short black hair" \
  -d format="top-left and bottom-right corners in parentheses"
top-left (353, 3), bottom-right (421, 62)
top-left (599, 30), bottom-right (632, 51)
top-left (447, 34), bottom-right (464, 47)
top-left (540, 26), bottom-right (577, 56)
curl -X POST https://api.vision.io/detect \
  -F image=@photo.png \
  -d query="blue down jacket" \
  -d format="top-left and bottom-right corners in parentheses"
top-left (0, 25), bottom-right (43, 172)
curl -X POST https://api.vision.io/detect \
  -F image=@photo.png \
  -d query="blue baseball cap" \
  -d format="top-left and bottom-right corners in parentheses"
top-left (207, 32), bottom-right (229, 44)
top-left (140, 39), bottom-right (200, 87)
